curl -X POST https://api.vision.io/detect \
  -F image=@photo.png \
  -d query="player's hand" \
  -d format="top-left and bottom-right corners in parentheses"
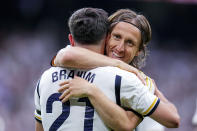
top-left (117, 61), bottom-right (146, 85)
top-left (58, 76), bottom-right (94, 103)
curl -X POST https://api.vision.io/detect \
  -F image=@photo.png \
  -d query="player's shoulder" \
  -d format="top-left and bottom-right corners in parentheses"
top-left (92, 66), bottom-right (128, 72)
top-left (138, 70), bottom-right (154, 83)
top-left (139, 71), bottom-right (151, 79)
top-left (40, 67), bottom-right (63, 79)
top-left (93, 66), bottom-right (137, 79)
top-left (139, 70), bottom-right (155, 94)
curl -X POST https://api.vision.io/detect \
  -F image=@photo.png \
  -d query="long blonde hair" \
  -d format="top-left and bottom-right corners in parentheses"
top-left (108, 9), bottom-right (152, 69)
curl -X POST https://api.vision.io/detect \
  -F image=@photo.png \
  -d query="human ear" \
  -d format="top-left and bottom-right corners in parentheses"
top-left (68, 34), bottom-right (75, 46)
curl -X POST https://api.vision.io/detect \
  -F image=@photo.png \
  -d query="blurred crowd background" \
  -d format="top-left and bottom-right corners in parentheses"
top-left (0, 0), bottom-right (197, 131)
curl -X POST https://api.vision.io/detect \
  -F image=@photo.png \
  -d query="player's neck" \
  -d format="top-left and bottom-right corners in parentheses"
top-left (77, 44), bottom-right (104, 55)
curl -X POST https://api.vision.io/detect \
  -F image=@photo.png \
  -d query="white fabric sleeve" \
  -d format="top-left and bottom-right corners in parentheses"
top-left (34, 80), bottom-right (42, 123)
top-left (120, 73), bottom-right (160, 116)
top-left (139, 71), bottom-right (155, 94)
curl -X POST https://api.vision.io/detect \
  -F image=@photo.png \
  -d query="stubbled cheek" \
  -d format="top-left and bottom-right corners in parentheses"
top-left (128, 56), bottom-right (134, 63)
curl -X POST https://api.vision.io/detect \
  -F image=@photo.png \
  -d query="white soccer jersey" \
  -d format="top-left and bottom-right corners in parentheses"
top-left (34, 66), bottom-right (160, 131)
top-left (139, 71), bottom-right (155, 94)
top-left (136, 71), bottom-right (164, 131)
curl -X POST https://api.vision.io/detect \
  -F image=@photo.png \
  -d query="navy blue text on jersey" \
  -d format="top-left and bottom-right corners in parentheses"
top-left (52, 70), bottom-right (96, 83)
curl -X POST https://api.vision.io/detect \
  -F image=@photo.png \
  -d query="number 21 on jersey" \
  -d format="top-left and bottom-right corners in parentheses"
top-left (46, 93), bottom-right (94, 131)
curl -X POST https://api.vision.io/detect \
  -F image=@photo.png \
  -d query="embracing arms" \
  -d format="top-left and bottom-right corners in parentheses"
top-left (58, 76), bottom-right (180, 129)
top-left (149, 80), bottom-right (180, 128)
top-left (59, 76), bottom-right (142, 131)
top-left (54, 46), bottom-right (145, 83)
top-left (54, 46), bottom-right (117, 69)
top-left (54, 46), bottom-right (180, 129)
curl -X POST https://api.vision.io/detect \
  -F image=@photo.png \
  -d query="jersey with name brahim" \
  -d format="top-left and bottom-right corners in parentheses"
top-left (34, 66), bottom-right (159, 131)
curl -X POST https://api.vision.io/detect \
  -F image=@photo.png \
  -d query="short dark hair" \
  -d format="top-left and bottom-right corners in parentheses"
top-left (68, 8), bottom-right (109, 45)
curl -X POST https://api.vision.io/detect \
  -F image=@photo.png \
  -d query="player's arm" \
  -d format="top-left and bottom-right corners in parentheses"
top-left (149, 99), bottom-right (180, 128)
top-left (54, 46), bottom-right (118, 69)
top-left (121, 74), bottom-right (180, 128)
top-left (54, 46), bottom-right (145, 84)
top-left (58, 76), bottom-right (142, 131)
top-left (86, 84), bottom-right (142, 131)
top-left (35, 121), bottom-right (44, 131)
top-left (149, 80), bottom-right (180, 128)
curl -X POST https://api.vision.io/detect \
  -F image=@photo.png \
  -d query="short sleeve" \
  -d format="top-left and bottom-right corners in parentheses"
top-left (120, 73), bottom-right (160, 116)
top-left (34, 80), bottom-right (42, 123)
top-left (139, 71), bottom-right (155, 94)
top-left (50, 55), bottom-right (56, 67)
